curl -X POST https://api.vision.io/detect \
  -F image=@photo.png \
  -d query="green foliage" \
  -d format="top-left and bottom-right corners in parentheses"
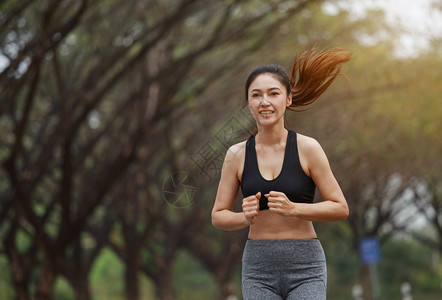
top-left (90, 248), bottom-right (125, 299)
top-left (317, 223), bottom-right (359, 298)
top-left (0, 256), bottom-right (13, 299)
top-left (172, 250), bottom-right (218, 299)
top-left (316, 228), bottom-right (442, 299)
top-left (379, 238), bottom-right (442, 298)
top-left (53, 276), bottom-right (75, 300)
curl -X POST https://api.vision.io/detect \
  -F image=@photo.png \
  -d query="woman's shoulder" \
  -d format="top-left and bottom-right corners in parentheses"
top-left (294, 133), bottom-right (327, 175)
top-left (226, 139), bottom-right (247, 161)
top-left (295, 132), bottom-right (322, 152)
top-left (223, 140), bottom-right (248, 181)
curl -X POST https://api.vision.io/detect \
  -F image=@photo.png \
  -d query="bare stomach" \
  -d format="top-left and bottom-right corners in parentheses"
top-left (248, 210), bottom-right (317, 240)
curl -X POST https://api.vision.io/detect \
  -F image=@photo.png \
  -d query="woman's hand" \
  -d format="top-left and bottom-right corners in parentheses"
top-left (266, 191), bottom-right (296, 217)
top-left (242, 192), bottom-right (260, 225)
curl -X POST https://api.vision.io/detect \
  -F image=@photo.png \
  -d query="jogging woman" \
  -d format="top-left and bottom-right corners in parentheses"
top-left (211, 46), bottom-right (351, 299)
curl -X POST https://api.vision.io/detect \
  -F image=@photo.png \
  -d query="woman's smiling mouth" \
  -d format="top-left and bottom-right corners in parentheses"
top-left (259, 110), bottom-right (274, 115)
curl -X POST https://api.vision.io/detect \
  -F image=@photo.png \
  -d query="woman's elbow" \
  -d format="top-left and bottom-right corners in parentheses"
top-left (211, 209), bottom-right (222, 229)
top-left (339, 203), bottom-right (349, 221)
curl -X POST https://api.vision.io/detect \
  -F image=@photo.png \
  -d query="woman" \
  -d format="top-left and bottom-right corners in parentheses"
top-left (211, 46), bottom-right (351, 299)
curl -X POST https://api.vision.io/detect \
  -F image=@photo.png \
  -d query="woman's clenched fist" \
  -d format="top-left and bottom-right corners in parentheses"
top-left (242, 192), bottom-right (260, 225)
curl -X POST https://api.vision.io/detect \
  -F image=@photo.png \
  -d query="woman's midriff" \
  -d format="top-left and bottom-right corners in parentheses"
top-left (248, 210), bottom-right (317, 240)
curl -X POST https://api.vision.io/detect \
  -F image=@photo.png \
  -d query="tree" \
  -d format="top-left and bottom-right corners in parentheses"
top-left (0, 0), bottom-right (326, 298)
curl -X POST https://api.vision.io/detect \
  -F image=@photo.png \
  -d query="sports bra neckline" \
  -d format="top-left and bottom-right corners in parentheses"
top-left (251, 130), bottom-right (293, 182)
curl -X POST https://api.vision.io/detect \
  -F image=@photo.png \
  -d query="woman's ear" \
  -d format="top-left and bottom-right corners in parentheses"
top-left (286, 93), bottom-right (292, 107)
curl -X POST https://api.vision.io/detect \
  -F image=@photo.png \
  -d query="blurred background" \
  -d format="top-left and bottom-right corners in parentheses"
top-left (0, 0), bottom-right (441, 299)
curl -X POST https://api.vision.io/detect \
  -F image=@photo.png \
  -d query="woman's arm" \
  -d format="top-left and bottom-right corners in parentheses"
top-left (211, 143), bottom-right (259, 230)
top-left (267, 136), bottom-right (349, 222)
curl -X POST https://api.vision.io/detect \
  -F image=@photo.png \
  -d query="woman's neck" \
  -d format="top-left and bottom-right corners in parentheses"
top-left (255, 123), bottom-right (287, 147)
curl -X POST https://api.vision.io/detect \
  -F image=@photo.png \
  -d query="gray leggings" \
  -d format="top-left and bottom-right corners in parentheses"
top-left (242, 239), bottom-right (327, 300)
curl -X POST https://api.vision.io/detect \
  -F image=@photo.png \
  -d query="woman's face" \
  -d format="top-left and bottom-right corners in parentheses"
top-left (247, 73), bottom-right (292, 127)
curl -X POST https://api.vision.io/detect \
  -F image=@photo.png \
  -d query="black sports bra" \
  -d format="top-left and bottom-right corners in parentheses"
top-left (240, 130), bottom-right (316, 210)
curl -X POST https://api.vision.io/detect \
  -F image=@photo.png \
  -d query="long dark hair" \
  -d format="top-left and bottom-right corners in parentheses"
top-left (245, 45), bottom-right (351, 111)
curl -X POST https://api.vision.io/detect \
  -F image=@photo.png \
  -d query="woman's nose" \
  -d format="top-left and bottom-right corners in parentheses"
top-left (261, 96), bottom-right (270, 104)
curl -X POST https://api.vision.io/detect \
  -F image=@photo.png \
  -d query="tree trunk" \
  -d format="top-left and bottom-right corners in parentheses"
top-left (216, 278), bottom-right (237, 300)
top-left (4, 231), bottom-right (31, 300)
top-left (14, 280), bottom-right (29, 300)
top-left (125, 254), bottom-right (140, 300)
top-left (72, 275), bottom-right (92, 300)
top-left (8, 255), bottom-right (29, 300)
top-left (155, 270), bottom-right (175, 300)
top-left (34, 264), bottom-right (56, 300)
top-left (67, 235), bottom-right (93, 300)
top-left (361, 264), bottom-right (373, 300)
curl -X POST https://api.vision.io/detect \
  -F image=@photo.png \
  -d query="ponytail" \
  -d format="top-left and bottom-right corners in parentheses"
top-left (288, 45), bottom-right (351, 111)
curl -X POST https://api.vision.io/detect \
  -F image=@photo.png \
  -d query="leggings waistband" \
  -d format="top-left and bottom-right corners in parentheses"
top-left (243, 238), bottom-right (325, 264)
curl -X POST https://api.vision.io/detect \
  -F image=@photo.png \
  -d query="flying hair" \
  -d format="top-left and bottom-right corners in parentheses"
top-left (288, 45), bottom-right (352, 111)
